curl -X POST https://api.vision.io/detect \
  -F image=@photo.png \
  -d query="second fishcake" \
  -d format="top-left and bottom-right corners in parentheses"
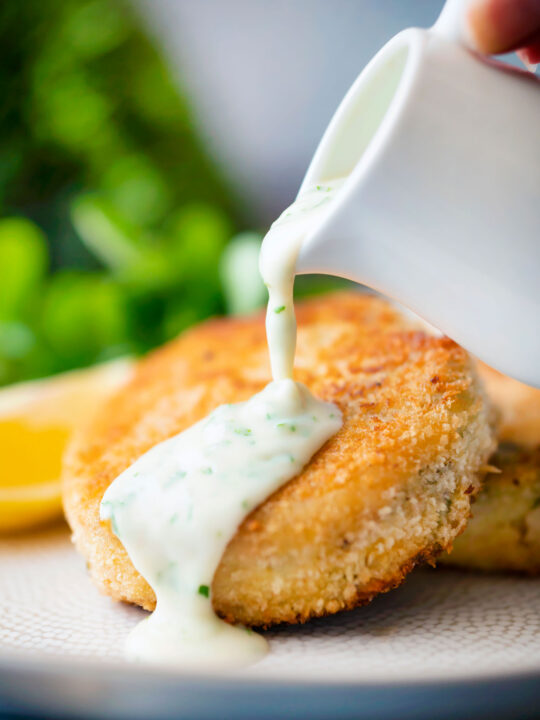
top-left (443, 365), bottom-right (540, 574)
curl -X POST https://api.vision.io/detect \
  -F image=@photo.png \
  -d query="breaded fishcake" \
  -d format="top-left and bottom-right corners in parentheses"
top-left (444, 444), bottom-right (540, 574)
top-left (62, 292), bottom-right (494, 627)
top-left (442, 365), bottom-right (540, 574)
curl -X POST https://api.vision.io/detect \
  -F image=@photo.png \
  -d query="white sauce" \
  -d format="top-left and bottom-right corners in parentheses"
top-left (100, 178), bottom-right (346, 668)
top-left (261, 178), bottom-right (347, 380)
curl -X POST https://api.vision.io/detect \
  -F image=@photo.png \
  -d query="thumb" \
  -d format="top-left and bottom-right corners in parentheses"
top-left (468, 0), bottom-right (540, 55)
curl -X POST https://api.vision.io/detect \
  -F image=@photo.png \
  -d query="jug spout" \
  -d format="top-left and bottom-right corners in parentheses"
top-left (294, 25), bottom-right (540, 387)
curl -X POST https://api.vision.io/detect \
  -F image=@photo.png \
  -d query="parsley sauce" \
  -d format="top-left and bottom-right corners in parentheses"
top-left (101, 179), bottom-right (346, 667)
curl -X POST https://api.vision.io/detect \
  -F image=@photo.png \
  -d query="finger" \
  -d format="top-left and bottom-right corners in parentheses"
top-left (468, 0), bottom-right (540, 54)
top-left (517, 35), bottom-right (540, 64)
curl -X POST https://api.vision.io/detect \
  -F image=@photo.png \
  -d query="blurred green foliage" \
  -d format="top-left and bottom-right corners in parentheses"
top-left (0, 0), bottom-right (347, 388)
top-left (0, 0), bottom-right (243, 386)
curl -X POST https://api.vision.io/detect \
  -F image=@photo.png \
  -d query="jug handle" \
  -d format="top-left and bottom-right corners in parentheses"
top-left (432, 0), bottom-right (475, 47)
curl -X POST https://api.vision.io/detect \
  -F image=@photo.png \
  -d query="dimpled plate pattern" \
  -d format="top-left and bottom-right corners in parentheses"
top-left (1, 523), bottom-right (539, 686)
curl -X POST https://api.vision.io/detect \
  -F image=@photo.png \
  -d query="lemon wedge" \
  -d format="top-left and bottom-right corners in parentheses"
top-left (0, 359), bottom-right (133, 532)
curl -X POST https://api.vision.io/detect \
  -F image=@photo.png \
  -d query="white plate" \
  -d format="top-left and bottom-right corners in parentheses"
top-left (1, 524), bottom-right (539, 720)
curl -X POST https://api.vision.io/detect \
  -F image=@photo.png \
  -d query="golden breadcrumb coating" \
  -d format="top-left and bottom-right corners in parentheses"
top-left (62, 292), bottom-right (494, 626)
top-left (442, 364), bottom-right (540, 574)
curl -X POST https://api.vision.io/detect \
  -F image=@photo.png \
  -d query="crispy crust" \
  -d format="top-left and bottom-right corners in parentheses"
top-left (62, 292), bottom-right (494, 626)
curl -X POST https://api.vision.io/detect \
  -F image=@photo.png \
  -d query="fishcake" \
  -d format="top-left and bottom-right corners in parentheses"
top-left (63, 293), bottom-right (494, 626)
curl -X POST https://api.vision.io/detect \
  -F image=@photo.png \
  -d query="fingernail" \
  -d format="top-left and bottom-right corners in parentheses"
top-left (521, 58), bottom-right (538, 73)
top-left (518, 47), bottom-right (540, 73)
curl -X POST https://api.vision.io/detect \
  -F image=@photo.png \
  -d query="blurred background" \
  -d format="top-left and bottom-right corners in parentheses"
top-left (1, 0), bottom-right (515, 388)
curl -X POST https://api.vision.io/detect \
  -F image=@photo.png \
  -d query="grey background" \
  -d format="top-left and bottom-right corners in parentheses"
top-left (134, 1), bottom-right (523, 224)
top-left (134, 1), bottom-right (445, 222)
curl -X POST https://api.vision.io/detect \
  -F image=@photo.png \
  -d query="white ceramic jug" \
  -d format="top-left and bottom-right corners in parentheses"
top-left (294, 0), bottom-right (540, 387)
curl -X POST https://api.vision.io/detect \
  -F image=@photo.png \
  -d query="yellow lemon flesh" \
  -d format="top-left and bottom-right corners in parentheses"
top-left (0, 359), bottom-right (133, 532)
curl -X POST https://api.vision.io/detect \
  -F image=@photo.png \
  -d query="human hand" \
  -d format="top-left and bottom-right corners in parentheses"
top-left (469, 0), bottom-right (540, 67)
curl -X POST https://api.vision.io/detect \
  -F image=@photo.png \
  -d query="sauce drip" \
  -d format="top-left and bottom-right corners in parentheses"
top-left (261, 178), bottom-right (346, 380)
top-left (101, 178), bottom-right (346, 667)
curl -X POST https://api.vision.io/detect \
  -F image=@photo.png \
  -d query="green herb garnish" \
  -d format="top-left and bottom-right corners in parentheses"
top-left (163, 470), bottom-right (187, 488)
top-left (274, 305), bottom-right (286, 314)
top-left (277, 422), bottom-right (296, 432)
top-left (198, 584), bottom-right (210, 598)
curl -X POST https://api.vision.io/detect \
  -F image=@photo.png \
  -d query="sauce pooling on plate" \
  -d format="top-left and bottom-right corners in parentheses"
top-left (101, 179), bottom-right (346, 668)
